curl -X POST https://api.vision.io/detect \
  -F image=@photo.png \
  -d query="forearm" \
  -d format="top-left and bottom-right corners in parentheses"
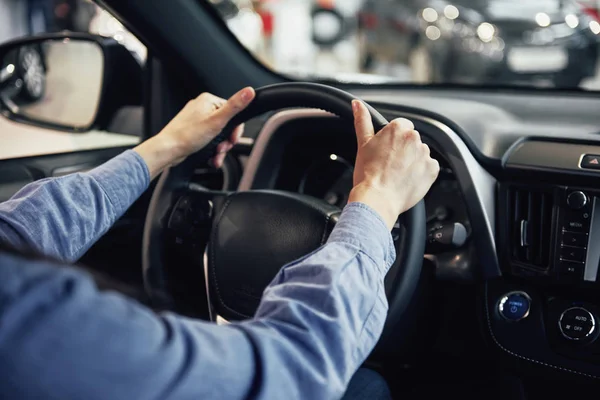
top-left (0, 203), bottom-right (394, 400)
top-left (0, 150), bottom-right (149, 262)
top-left (238, 202), bottom-right (396, 398)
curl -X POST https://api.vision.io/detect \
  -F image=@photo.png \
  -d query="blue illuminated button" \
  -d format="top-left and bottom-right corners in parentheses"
top-left (498, 291), bottom-right (531, 322)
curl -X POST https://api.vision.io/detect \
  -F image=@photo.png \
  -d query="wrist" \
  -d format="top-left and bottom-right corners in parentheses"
top-left (133, 135), bottom-right (181, 180)
top-left (348, 184), bottom-right (399, 230)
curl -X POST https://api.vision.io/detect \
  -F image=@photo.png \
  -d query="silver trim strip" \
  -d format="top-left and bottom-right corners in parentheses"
top-left (238, 109), bottom-right (335, 191)
top-left (204, 249), bottom-right (215, 322)
top-left (584, 197), bottom-right (600, 282)
top-left (520, 220), bottom-right (528, 247)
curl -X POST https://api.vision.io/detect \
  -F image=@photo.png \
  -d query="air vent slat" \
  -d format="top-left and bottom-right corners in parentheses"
top-left (526, 191), bottom-right (534, 262)
top-left (508, 186), bottom-right (553, 270)
top-left (538, 194), bottom-right (546, 265)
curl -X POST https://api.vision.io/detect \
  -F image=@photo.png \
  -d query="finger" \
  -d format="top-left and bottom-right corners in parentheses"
top-left (212, 152), bottom-right (227, 169)
top-left (216, 141), bottom-right (233, 154)
top-left (195, 92), bottom-right (227, 111)
top-left (196, 92), bottom-right (225, 103)
top-left (401, 129), bottom-right (420, 144)
top-left (213, 87), bottom-right (256, 126)
top-left (421, 142), bottom-right (430, 156)
top-left (352, 100), bottom-right (375, 146)
top-left (230, 124), bottom-right (245, 145)
top-left (389, 118), bottom-right (415, 133)
top-left (429, 158), bottom-right (440, 176)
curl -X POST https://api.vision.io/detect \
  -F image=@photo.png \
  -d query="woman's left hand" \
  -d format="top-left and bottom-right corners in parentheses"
top-left (134, 87), bottom-right (256, 179)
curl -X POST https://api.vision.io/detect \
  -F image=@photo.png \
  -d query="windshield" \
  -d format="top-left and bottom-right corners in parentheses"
top-left (207, 0), bottom-right (600, 89)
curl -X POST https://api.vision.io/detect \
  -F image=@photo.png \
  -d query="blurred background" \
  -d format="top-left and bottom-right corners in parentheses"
top-left (0, 0), bottom-right (146, 61)
top-left (1, 0), bottom-right (600, 161)
top-left (1, 0), bottom-right (600, 89)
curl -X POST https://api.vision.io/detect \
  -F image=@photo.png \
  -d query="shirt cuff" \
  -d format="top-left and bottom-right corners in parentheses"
top-left (87, 150), bottom-right (150, 216)
top-left (327, 202), bottom-right (396, 273)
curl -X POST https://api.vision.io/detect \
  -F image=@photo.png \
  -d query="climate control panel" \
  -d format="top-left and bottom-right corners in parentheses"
top-left (558, 307), bottom-right (596, 342)
top-left (545, 297), bottom-right (600, 363)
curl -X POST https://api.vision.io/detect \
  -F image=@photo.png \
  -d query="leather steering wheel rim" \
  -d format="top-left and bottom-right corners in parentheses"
top-left (142, 82), bottom-right (426, 349)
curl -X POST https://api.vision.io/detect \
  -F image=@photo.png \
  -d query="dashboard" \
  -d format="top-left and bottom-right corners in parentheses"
top-left (235, 90), bottom-right (600, 384)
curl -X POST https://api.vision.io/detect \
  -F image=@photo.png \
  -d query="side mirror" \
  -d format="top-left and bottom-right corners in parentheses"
top-left (0, 33), bottom-right (142, 133)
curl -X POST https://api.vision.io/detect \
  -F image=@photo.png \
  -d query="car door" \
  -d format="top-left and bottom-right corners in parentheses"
top-left (0, 3), bottom-right (149, 284)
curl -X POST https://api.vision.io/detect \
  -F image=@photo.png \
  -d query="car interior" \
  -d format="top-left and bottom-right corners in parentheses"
top-left (3, 0), bottom-right (600, 399)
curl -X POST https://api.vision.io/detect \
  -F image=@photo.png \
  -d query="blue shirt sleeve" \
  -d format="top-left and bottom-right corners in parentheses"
top-left (0, 202), bottom-right (396, 400)
top-left (0, 150), bottom-right (150, 262)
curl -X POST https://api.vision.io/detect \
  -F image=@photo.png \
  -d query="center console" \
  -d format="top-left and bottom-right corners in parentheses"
top-left (489, 181), bottom-right (600, 378)
top-left (500, 184), bottom-right (600, 286)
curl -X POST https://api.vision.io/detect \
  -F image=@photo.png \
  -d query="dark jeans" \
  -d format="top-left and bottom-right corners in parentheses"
top-left (342, 368), bottom-right (392, 400)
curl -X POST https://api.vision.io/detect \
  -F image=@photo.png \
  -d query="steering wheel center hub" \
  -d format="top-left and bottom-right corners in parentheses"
top-left (207, 190), bottom-right (339, 320)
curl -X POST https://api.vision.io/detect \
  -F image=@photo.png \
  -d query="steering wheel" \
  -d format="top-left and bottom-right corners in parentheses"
top-left (142, 82), bottom-right (426, 352)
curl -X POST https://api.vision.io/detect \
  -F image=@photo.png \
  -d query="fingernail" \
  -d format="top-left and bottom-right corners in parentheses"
top-left (241, 87), bottom-right (252, 103)
top-left (352, 100), bottom-right (358, 114)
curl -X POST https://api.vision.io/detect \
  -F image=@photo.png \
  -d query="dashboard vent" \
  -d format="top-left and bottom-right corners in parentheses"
top-left (508, 187), bottom-right (554, 269)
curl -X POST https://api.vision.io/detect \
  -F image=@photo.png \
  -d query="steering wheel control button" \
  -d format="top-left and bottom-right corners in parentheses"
top-left (168, 210), bottom-right (186, 231)
top-left (560, 246), bottom-right (587, 263)
top-left (426, 222), bottom-right (468, 254)
top-left (559, 307), bottom-right (596, 341)
top-left (567, 191), bottom-right (588, 210)
top-left (580, 154), bottom-right (600, 170)
top-left (498, 291), bottom-right (531, 322)
top-left (558, 261), bottom-right (585, 281)
top-left (562, 231), bottom-right (588, 247)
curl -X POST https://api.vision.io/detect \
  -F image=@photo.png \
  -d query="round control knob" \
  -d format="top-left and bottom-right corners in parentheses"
top-left (567, 191), bottom-right (588, 210)
top-left (559, 307), bottom-right (596, 341)
top-left (498, 291), bottom-right (531, 322)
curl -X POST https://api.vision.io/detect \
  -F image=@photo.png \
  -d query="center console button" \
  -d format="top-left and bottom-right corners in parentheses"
top-left (567, 191), bottom-right (588, 210)
top-left (564, 218), bottom-right (587, 232)
top-left (563, 210), bottom-right (591, 232)
top-left (558, 261), bottom-right (584, 281)
top-left (560, 246), bottom-right (587, 263)
top-left (580, 154), bottom-right (600, 170)
top-left (559, 307), bottom-right (596, 341)
top-left (562, 231), bottom-right (588, 248)
top-left (498, 291), bottom-right (531, 322)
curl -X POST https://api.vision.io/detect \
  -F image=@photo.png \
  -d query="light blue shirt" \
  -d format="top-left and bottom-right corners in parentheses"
top-left (0, 150), bottom-right (396, 400)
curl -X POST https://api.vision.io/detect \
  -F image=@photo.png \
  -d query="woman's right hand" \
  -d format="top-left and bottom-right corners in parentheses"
top-left (348, 100), bottom-right (440, 230)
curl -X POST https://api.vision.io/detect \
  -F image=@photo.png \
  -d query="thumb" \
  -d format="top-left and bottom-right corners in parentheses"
top-left (213, 87), bottom-right (256, 126)
top-left (352, 100), bottom-right (375, 146)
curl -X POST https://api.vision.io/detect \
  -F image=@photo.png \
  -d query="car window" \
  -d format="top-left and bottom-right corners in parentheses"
top-left (207, 0), bottom-right (600, 90)
top-left (0, 0), bottom-right (144, 160)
